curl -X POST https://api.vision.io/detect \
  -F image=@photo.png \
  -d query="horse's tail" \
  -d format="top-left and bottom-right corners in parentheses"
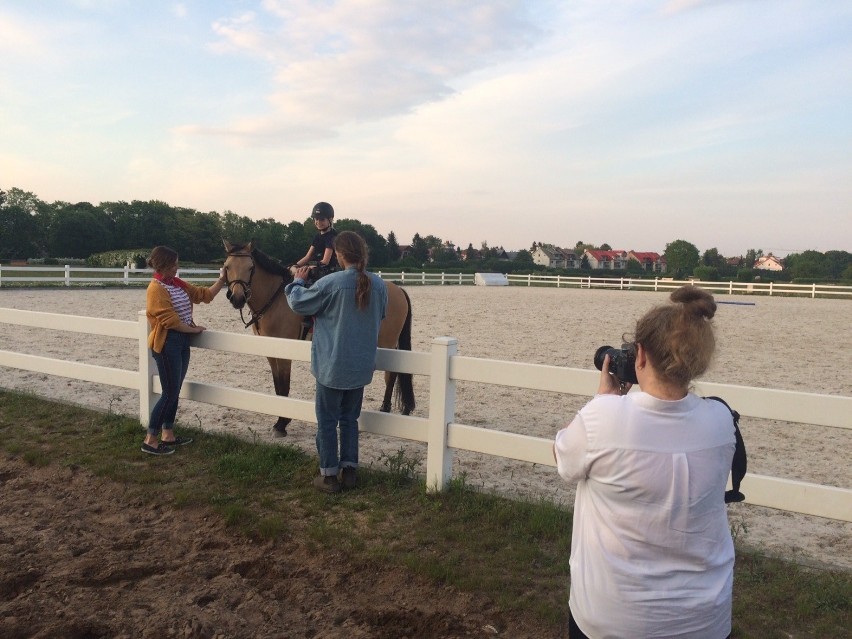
top-left (394, 287), bottom-right (416, 414)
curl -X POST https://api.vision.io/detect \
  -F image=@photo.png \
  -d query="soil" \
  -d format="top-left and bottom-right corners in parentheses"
top-left (0, 455), bottom-right (559, 639)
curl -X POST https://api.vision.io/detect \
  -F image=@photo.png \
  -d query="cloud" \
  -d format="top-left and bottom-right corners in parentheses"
top-left (185, 0), bottom-right (542, 143)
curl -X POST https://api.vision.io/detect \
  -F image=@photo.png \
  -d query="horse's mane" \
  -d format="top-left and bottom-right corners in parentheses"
top-left (227, 241), bottom-right (293, 283)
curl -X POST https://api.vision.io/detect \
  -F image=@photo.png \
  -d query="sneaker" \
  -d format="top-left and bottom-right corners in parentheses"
top-left (313, 474), bottom-right (341, 494)
top-left (141, 442), bottom-right (175, 456)
top-left (160, 435), bottom-right (193, 446)
top-left (339, 467), bottom-right (358, 490)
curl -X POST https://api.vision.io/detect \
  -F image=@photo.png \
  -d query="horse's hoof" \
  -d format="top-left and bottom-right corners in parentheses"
top-left (272, 423), bottom-right (288, 437)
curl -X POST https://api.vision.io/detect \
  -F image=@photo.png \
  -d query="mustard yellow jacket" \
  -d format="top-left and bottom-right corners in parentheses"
top-left (146, 280), bottom-right (217, 353)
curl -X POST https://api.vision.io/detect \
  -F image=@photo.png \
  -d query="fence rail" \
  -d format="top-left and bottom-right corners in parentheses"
top-left (2, 266), bottom-right (850, 299)
top-left (0, 306), bottom-right (850, 523)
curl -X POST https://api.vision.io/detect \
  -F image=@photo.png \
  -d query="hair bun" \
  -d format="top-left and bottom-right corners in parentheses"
top-left (670, 286), bottom-right (716, 319)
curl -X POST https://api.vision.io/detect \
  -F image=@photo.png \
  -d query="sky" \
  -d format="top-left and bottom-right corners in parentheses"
top-left (1, 0), bottom-right (851, 258)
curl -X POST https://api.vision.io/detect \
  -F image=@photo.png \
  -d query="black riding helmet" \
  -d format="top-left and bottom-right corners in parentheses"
top-left (311, 202), bottom-right (334, 221)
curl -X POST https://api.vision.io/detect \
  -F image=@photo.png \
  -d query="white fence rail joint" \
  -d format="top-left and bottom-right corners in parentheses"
top-left (0, 306), bottom-right (850, 522)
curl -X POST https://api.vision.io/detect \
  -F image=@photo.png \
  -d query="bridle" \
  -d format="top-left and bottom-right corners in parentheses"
top-left (224, 251), bottom-right (286, 330)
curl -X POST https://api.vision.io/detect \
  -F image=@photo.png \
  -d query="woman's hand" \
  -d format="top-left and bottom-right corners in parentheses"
top-left (294, 266), bottom-right (311, 281)
top-left (597, 354), bottom-right (632, 396)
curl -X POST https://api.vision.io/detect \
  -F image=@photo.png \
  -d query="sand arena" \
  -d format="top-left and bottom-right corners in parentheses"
top-left (0, 285), bottom-right (850, 570)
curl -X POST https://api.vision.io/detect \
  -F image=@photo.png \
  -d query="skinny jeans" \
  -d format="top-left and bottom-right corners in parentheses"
top-left (315, 382), bottom-right (363, 476)
top-left (148, 331), bottom-right (191, 437)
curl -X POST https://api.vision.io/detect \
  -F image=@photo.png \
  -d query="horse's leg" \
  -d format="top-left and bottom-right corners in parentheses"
top-left (380, 371), bottom-right (397, 413)
top-left (267, 357), bottom-right (293, 436)
top-left (393, 289), bottom-right (415, 415)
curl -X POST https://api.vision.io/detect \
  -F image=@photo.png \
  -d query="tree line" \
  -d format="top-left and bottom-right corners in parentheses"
top-left (1, 187), bottom-right (849, 281)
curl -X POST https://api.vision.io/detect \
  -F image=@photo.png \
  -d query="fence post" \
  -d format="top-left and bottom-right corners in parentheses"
top-left (458, 272), bottom-right (462, 285)
top-left (138, 311), bottom-right (155, 428)
top-left (65, 265), bottom-right (71, 286)
top-left (769, 281), bottom-right (773, 296)
top-left (426, 337), bottom-right (457, 492)
top-left (124, 264), bottom-right (130, 285)
top-left (812, 283), bottom-right (816, 299)
top-left (0, 265), bottom-right (3, 287)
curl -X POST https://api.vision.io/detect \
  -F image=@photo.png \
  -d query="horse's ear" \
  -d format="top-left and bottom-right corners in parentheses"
top-left (223, 239), bottom-right (233, 253)
top-left (248, 238), bottom-right (256, 252)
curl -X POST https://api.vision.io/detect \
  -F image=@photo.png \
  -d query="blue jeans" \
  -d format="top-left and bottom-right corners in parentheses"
top-left (149, 331), bottom-right (191, 437)
top-left (315, 382), bottom-right (364, 476)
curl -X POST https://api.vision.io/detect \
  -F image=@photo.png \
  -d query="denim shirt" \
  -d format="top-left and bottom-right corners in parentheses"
top-left (285, 267), bottom-right (387, 389)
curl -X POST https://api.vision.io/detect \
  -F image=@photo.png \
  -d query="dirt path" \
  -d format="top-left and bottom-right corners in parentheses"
top-left (0, 456), bottom-right (559, 639)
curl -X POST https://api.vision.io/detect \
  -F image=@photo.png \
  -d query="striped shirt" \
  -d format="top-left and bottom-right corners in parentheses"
top-left (157, 280), bottom-right (193, 325)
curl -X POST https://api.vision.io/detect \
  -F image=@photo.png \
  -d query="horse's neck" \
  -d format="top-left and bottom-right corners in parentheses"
top-left (249, 269), bottom-right (301, 339)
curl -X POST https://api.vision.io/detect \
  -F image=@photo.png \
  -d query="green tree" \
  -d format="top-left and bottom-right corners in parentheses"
top-left (625, 258), bottom-right (645, 276)
top-left (785, 250), bottom-right (828, 280)
top-left (702, 247), bottom-right (726, 269)
top-left (693, 265), bottom-right (720, 281)
top-left (386, 231), bottom-right (400, 262)
top-left (823, 250), bottom-right (852, 279)
top-left (744, 248), bottom-right (763, 268)
top-left (411, 233), bottom-right (429, 264)
top-left (663, 239), bottom-right (700, 278)
top-left (513, 249), bottom-right (534, 267)
top-left (0, 204), bottom-right (42, 259)
top-left (335, 219), bottom-right (389, 267)
top-left (48, 202), bottom-right (113, 258)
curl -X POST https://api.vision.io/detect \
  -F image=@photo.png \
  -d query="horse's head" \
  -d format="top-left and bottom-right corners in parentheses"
top-left (222, 239), bottom-right (255, 309)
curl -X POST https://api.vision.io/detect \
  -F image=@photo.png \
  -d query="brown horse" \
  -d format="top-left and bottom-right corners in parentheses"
top-left (222, 240), bottom-right (415, 436)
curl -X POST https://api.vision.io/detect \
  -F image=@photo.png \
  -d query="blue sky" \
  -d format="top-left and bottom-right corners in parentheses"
top-left (1, 0), bottom-right (850, 257)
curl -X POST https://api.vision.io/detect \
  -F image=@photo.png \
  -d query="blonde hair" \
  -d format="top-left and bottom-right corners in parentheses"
top-left (634, 285), bottom-right (717, 388)
top-left (147, 246), bottom-right (178, 273)
top-left (333, 231), bottom-right (371, 310)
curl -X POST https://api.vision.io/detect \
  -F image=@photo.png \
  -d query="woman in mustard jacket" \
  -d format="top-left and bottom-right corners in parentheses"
top-left (144, 246), bottom-right (225, 455)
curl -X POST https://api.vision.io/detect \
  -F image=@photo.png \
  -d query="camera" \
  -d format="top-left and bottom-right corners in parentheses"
top-left (594, 343), bottom-right (638, 385)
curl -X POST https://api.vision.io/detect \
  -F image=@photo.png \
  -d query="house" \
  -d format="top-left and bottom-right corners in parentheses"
top-left (583, 249), bottom-right (629, 270)
top-left (628, 251), bottom-right (667, 273)
top-left (532, 244), bottom-right (578, 269)
top-left (754, 254), bottom-right (784, 271)
top-left (397, 244), bottom-right (412, 260)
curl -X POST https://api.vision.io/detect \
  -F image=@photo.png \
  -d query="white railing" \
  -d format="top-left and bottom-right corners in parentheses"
top-left (0, 265), bottom-right (220, 287)
top-left (2, 265), bottom-right (850, 298)
top-left (1, 306), bottom-right (850, 523)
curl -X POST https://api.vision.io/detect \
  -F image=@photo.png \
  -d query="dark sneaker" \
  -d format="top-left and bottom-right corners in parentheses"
top-left (313, 474), bottom-right (341, 494)
top-left (339, 467), bottom-right (358, 490)
top-left (141, 442), bottom-right (175, 456)
top-left (160, 436), bottom-right (193, 446)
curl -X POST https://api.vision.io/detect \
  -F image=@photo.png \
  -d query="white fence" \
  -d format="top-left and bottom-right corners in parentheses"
top-left (2, 265), bottom-right (851, 299)
top-left (0, 306), bottom-right (850, 523)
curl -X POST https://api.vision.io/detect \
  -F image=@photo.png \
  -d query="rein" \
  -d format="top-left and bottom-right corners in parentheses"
top-left (225, 251), bottom-right (287, 330)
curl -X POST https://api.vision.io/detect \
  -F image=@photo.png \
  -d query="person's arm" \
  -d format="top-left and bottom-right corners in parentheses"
top-left (285, 269), bottom-right (326, 316)
top-left (295, 247), bottom-right (315, 267)
top-left (319, 247), bottom-right (334, 266)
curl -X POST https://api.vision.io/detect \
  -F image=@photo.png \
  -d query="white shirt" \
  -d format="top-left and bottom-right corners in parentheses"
top-left (555, 391), bottom-right (735, 639)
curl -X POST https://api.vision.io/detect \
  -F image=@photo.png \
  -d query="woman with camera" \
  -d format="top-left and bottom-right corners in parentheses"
top-left (554, 285), bottom-right (736, 639)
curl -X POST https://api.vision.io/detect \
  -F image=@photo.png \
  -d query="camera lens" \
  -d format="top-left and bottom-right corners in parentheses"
top-left (594, 345), bottom-right (615, 372)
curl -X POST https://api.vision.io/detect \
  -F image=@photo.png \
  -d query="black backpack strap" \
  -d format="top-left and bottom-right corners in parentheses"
top-left (706, 396), bottom-right (747, 503)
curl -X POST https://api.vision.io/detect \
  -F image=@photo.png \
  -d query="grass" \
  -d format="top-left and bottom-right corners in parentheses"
top-left (0, 389), bottom-right (849, 637)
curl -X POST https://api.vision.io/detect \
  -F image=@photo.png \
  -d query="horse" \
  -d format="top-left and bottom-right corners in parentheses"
top-left (221, 239), bottom-right (415, 436)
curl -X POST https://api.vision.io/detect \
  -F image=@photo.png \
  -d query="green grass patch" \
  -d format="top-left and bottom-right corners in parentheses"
top-left (0, 389), bottom-right (849, 637)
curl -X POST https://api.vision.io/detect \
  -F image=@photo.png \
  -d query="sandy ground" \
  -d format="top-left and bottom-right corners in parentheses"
top-left (1, 285), bottom-right (850, 571)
